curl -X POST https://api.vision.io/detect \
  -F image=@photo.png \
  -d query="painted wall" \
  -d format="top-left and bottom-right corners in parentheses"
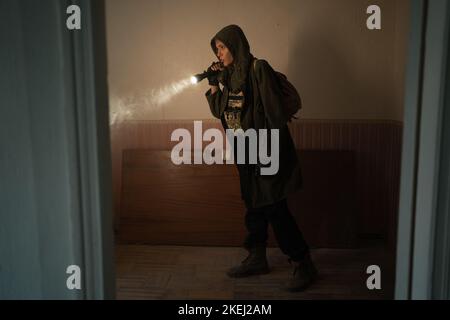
top-left (106, 0), bottom-right (411, 122)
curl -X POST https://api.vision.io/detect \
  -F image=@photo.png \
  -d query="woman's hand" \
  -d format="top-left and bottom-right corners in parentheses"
top-left (207, 61), bottom-right (223, 87)
top-left (209, 61), bottom-right (224, 72)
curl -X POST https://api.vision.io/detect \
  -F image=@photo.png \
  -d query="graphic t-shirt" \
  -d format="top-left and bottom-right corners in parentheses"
top-left (223, 91), bottom-right (244, 130)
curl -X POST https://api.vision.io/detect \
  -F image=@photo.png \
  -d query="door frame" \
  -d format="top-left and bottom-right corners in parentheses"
top-left (395, 0), bottom-right (450, 300)
top-left (70, 0), bottom-right (116, 299)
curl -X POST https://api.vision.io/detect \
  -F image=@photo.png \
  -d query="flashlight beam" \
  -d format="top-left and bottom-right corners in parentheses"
top-left (109, 76), bottom-right (198, 126)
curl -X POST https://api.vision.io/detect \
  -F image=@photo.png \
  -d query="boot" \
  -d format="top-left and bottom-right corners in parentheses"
top-left (285, 254), bottom-right (318, 292)
top-left (227, 247), bottom-right (270, 278)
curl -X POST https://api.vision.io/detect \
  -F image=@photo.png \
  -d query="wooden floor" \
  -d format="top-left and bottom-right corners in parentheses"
top-left (115, 245), bottom-right (395, 300)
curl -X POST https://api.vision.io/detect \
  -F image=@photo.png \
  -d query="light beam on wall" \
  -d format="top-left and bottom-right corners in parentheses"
top-left (109, 76), bottom-right (199, 126)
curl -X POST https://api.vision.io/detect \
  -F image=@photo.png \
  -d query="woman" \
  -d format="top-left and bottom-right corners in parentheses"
top-left (205, 25), bottom-right (317, 292)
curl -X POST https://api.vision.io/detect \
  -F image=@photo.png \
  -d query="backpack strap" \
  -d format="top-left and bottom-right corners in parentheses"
top-left (250, 58), bottom-right (270, 130)
top-left (252, 58), bottom-right (259, 91)
top-left (251, 58), bottom-right (261, 109)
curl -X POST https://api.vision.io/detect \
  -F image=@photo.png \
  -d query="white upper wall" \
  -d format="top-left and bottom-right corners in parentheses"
top-left (106, 0), bottom-right (410, 122)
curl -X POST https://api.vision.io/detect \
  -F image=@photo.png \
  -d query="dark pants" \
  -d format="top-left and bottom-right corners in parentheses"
top-left (243, 198), bottom-right (310, 262)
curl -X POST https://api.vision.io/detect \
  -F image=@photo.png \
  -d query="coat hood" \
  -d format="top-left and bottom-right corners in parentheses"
top-left (210, 25), bottom-right (254, 93)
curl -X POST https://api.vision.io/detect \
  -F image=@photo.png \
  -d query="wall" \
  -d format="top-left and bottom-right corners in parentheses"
top-left (105, 0), bottom-right (411, 246)
top-left (105, 0), bottom-right (411, 122)
top-left (112, 120), bottom-right (403, 248)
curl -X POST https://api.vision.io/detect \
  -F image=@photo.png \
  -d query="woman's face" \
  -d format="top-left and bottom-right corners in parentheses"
top-left (215, 39), bottom-right (234, 66)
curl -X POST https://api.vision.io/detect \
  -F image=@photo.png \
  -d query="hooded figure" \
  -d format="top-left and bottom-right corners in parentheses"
top-left (204, 25), bottom-right (317, 292)
top-left (205, 24), bottom-right (302, 209)
top-left (210, 25), bottom-right (253, 94)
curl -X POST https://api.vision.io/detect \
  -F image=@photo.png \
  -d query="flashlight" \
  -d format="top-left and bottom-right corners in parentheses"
top-left (191, 62), bottom-right (224, 84)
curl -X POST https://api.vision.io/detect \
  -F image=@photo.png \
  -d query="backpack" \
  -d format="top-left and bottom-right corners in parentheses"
top-left (253, 58), bottom-right (302, 122)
